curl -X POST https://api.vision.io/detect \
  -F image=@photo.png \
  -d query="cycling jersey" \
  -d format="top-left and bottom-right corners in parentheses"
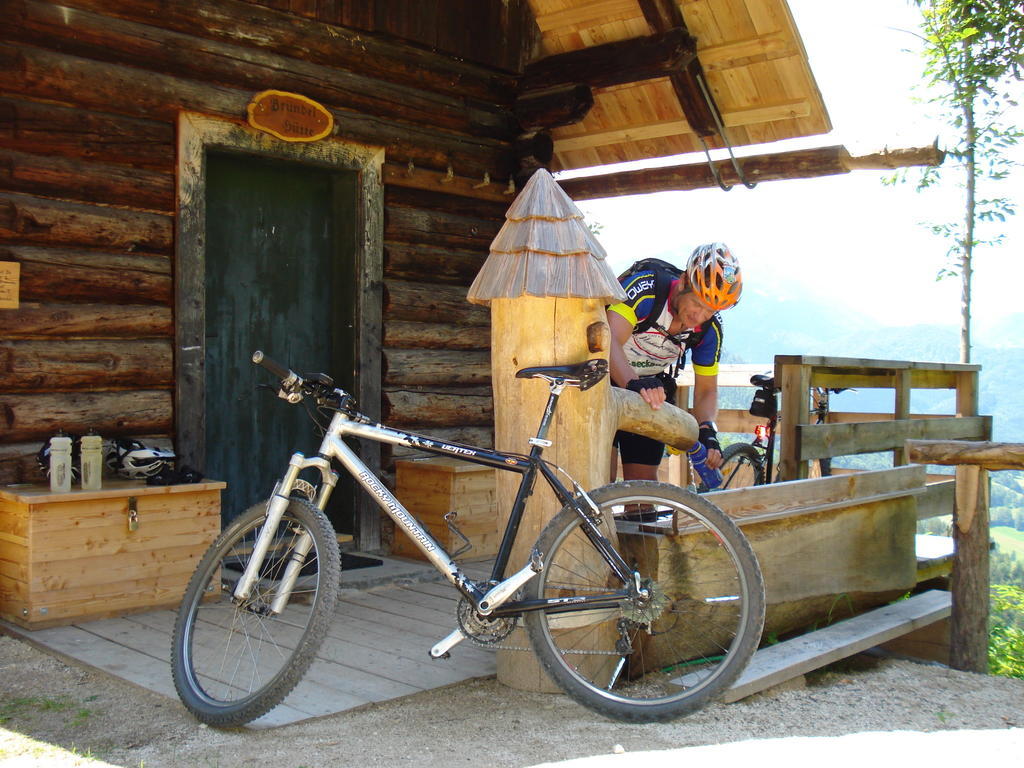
top-left (607, 273), bottom-right (722, 377)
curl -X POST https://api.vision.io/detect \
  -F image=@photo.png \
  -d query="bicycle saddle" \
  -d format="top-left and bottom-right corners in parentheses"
top-left (750, 373), bottom-right (775, 388)
top-left (516, 359), bottom-right (608, 391)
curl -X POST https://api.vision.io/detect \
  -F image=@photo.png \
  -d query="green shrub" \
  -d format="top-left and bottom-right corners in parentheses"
top-left (989, 584), bottom-right (1024, 678)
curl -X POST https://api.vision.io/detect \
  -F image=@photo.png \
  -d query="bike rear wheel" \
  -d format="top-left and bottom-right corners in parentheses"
top-left (171, 497), bottom-right (341, 727)
top-left (524, 481), bottom-right (764, 722)
top-left (719, 443), bottom-right (765, 489)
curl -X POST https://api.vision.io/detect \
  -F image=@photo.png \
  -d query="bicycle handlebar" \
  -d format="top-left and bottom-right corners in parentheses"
top-left (251, 350), bottom-right (362, 417)
top-left (252, 350), bottom-right (294, 382)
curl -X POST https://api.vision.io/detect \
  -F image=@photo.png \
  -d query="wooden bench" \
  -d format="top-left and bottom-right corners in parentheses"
top-left (915, 534), bottom-right (954, 583)
top-left (681, 589), bottom-right (952, 702)
top-left (630, 466), bottom-right (926, 645)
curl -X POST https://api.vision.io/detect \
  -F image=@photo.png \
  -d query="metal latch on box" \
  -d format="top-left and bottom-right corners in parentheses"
top-left (128, 497), bottom-right (139, 532)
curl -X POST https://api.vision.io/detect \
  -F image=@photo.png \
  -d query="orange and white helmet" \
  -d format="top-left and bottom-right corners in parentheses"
top-left (686, 242), bottom-right (742, 311)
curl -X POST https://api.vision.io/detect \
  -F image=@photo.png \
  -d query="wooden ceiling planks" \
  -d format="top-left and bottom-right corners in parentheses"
top-left (525, 0), bottom-right (830, 171)
top-left (532, 0), bottom-right (643, 39)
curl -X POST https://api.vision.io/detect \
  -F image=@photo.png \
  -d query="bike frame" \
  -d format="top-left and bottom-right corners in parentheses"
top-left (232, 379), bottom-right (636, 641)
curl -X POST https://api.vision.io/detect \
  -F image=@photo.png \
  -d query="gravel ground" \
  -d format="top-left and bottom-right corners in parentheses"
top-left (1, 634), bottom-right (1022, 768)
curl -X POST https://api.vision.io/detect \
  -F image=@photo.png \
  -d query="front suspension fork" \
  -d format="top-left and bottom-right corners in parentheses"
top-left (232, 453), bottom-right (333, 611)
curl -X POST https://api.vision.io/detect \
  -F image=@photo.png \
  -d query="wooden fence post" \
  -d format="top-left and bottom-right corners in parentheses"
top-left (893, 369), bottom-right (911, 467)
top-left (905, 438), bottom-right (1022, 674)
top-left (776, 358), bottom-right (810, 482)
top-left (951, 464), bottom-right (990, 672)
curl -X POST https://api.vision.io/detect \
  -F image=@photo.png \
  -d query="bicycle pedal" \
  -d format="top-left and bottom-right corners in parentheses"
top-left (430, 627), bottom-right (466, 659)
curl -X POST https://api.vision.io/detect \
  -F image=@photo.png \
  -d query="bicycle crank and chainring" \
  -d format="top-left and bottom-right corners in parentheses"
top-left (456, 595), bottom-right (516, 646)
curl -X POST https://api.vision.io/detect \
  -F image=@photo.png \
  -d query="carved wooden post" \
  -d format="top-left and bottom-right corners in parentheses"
top-left (467, 169), bottom-right (701, 692)
top-left (467, 169), bottom-right (625, 691)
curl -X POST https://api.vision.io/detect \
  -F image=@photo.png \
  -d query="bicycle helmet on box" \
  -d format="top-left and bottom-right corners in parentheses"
top-left (686, 242), bottom-right (742, 311)
top-left (105, 438), bottom-right (176, 479)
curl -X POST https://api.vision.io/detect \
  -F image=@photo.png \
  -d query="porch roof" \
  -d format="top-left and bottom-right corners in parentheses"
top-left (524, 0), bottom-right (831, 171)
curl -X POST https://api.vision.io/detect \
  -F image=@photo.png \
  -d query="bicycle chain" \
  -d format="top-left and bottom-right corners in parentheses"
top-left (465, 638), bottom-right (620, 656)
top-left (454, 603), bottom-right (611, 654)
top-left (473, 640), bottom-right (532, 652)
top-left (454, 607), bottom-right (621, 656)
top-left (450, 582), bottom-right (632, 655)
top-left (450, 580), bottom-right (636, 655)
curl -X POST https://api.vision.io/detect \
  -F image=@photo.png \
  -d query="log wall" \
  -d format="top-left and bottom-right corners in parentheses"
top-left (0, 0), bottom-right (534, 484)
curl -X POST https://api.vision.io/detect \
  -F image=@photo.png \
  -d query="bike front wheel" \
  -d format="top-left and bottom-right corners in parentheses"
top-left (524, 481), bottom-right (764, 723)
top-left (719, 443), bottom-right (765, 489)
top-left (171, 497), bottom-right (341, 727)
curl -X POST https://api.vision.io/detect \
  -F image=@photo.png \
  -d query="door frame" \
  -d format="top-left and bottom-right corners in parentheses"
top-left (175, 112), bottom-right (385, 550)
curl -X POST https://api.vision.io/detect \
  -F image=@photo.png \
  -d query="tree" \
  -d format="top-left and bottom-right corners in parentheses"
top-left (903, 0), bottom-right (1023, 363)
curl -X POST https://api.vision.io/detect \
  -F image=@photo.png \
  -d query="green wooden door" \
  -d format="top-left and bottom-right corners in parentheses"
top-left (204, 152), bottom-right (356, 529)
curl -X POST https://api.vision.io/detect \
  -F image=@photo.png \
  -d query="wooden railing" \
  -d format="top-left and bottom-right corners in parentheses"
top-left (677, 355), bottom-right (988, 483)
top-left (773, 356), bottom-right (988, 482)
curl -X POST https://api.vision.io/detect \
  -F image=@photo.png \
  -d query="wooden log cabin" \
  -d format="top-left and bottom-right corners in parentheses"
top-left (0, 0), bottom-right (942, 554)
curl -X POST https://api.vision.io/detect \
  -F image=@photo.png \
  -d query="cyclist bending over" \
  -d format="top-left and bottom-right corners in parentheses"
top-left (607, 243), bottom-right (743, 484)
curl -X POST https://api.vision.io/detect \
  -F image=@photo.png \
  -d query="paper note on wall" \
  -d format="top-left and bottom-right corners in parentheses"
top-left (0, 261), bottom-right (20, 309)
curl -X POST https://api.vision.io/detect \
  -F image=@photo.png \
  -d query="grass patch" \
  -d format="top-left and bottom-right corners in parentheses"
top-left (992, 527), bottom-right (1024, 559)
top-left (0, 696), bottom-right (74, 723)
top-left (0, 695), bottom-right (94, 728)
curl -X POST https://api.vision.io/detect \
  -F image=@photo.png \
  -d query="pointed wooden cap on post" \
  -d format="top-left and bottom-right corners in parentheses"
top-left (467, 169), bottom-right (627, 305)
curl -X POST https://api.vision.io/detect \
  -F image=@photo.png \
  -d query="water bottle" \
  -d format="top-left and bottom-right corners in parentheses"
top-left (687, 441), bottom-right (722, 490)
top-left (49, 435), bottom-right (73, 493)
top-left (80, 432), bottom-right (103, 490)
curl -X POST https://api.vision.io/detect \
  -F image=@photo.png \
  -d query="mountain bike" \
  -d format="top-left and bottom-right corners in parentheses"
top-left (719, 373), bottom-right (849, 489)
top-left (171, 351), bottom-right (765, 727)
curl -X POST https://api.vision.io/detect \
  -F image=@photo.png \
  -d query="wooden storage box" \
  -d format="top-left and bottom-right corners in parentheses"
top-left (0, 479), bottom-right (224, 629)
top-left (392, 457), bottom-right (498, 561)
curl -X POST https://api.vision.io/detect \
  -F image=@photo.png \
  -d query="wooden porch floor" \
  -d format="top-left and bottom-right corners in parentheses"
top-left (0, 558), bottom-right (499, 729)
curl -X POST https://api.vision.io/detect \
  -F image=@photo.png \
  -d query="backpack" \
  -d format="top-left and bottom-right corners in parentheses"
top-left (616, 258), bottom-right (682, 333)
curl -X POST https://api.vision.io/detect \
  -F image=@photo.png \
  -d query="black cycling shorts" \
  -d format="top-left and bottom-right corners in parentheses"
top-left (612, 373), bottom-right (677, 466)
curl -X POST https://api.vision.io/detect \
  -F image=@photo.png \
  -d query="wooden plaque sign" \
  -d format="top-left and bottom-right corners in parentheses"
top-left (246, 90), bottom-right (333, 142)
top-left (0, 261), bottom-right (19, 309)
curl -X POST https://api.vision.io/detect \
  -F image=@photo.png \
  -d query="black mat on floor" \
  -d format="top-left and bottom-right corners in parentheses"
top-left (341, 552), bottom-right (384, 570)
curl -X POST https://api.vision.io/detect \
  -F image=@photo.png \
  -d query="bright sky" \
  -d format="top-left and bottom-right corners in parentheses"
top-left (562, 0), bottom-right (1023, 331)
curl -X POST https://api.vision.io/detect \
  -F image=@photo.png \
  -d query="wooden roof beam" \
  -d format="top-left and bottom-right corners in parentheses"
top-left (554, 99), bottom-right (812, 152)
top-left (558, 144), bottom-right (945, 200)
top-left (520, 27), bottom-right (697, 91)
top-left (515, 84), bottom-right (594, 132)
top-left (639, 0), bottom-right (721, 138)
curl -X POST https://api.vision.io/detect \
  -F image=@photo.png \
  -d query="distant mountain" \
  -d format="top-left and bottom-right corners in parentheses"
top-left (723, 287), bottom-right (862, 363)
top-left (979, 313), bottom-right (1024, 348)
